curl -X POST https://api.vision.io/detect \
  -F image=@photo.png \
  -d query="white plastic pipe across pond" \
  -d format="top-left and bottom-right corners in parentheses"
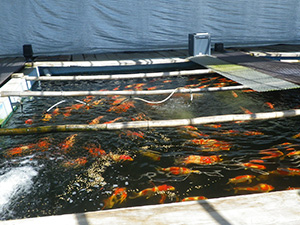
top-left (0, 109), bottom-right (299, 135)
top-left (0, 85), bottom-right (248, 97)
top-left (22, 69), bottom-right (214, 81)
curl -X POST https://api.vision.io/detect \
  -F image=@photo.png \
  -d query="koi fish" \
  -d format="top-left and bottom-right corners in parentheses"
top-left (286, 151), bottom-right (300, 157)
top-left (83, 95), bottom-right (95, 103)
top-left (181, 155), bottom-right (222, 165)
top-left (158, 167), bottom-right (201, 175)
top-left (119, 130), bottom-right (144, 139)
top-left (84, 144), bottom-right (106, 157)
top-left (89, 115), bottom-right (104, 125)
top-left (130, 184), bottom-right (175, 199)
top-left (243, 131), bottom-right (264, 136)
top-left (259, 149), bottom-right (283, 159)
top-left (185, 139), bottom-right (231, 151)
top-left (240, 106), bottom-right (253, 114)
top-left (147, 86), bottom-right (157, 90)
top-left (4, 143), bottom-right (36, 157)
top-left (233, 183), bottom-right (274, 193)
top-left (181, 125), bottom-right (198, 131)
top-left (36, 137), bottom-right (51, 151)
top-left (134, 83), bottom-right (146, 90)
top-left (226, 175), bottom-right (256, 185)
top-left (240, 163), bottom-right (266, 170)
top-left (52, 107), bottom-right (60, 115)
top-left (42, 113), bottom-right (52, 121)
top-left (102, 117), bottom-right (123, 124)
top-left (182, 196), bottom-right (207, 202)
top-left (163, 80), bottom-right (172, 83)
top-left (231, 91), bottom-right (238, 98)
top-left (109, 153), bottom-right (133, 162)
top-left (131, 113), bottom-right (150, 121)
top-left (71, 103), bottom-right (85, 110)
top-left (113, 85), bottom-right (120, 91)
top-left (292, 133), bottom-right (300, 139)
top-left (110, 96), bottom-right (127, 105)
top-left (59, 134), bottom-right (77, 152)
top-left (102, 187), bottom-right (127, 209)
top-left (264, 102), bottom-right (274, 109)
top-left (139, 149), bottom-right (161, 161)
top-left (91, 98), bottom-right (105, 106)
top-left (62, 157), bottom-right (88, 168)
top-left (203, 124), bottom-right (222, 128)
top-left (107, 101), bottom-right (135, 113)
top-left (25, 119), bottom-right (33, 125)
top-left (273, 167), bottom-right (300, 176)
top-left (63, 108), bottom-right (73, 117)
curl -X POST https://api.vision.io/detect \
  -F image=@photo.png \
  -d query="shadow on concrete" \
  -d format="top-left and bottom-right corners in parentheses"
top-left (75, 213), bottom-right (90, 225)
top-left (198, 200), bottom-right (232, 225)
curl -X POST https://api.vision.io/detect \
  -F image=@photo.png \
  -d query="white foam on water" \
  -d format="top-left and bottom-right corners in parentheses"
top-left (0, 166), bottom-right (38, 218)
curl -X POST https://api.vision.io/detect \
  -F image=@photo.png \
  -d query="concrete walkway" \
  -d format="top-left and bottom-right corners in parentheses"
top-left (2, 190), bottom-right (300, 225)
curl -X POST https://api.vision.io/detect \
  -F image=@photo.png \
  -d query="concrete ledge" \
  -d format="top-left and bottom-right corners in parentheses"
top-left (2, 190), bottom-right (300, 225)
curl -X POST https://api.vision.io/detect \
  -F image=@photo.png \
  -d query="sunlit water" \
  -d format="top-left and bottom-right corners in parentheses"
top-left (1, 70), bottom-right (300, 220)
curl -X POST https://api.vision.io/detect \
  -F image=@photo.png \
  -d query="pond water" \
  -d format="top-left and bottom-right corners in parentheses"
top-left (1, 67), bottom-right (300, 220)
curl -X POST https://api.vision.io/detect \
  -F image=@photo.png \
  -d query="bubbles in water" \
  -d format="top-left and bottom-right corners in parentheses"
top-left (0, 166), bottom-right (38, 219)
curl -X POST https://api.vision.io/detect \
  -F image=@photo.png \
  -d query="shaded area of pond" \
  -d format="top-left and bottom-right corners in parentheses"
top-left (1, 71), bottom-right (300, 220)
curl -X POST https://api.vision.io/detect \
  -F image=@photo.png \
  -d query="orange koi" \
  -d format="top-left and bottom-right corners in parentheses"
top-left (111, 97), bottom-right (127, 105)
top-left (287, 187), bottom-right (300, 190)
top-left (249, 159), bottom-right (268, 164)
top-left (159, 167), bottom-right (201, 175)
top-left (71, 103), bottom-right (85, 110)
top-left (60, 134), bottom-right (77, 152)
top-left (241, 163), bottom-right (266, 170)
top-left (182, 155), bottom-right (222, 165)
top-left (63, 108), bottom-right (73, 117)
top-left (233, 183), bottom-right (274, 193)
top-left (226, 175), bottom-right (256, 185)
top-left (131, 113), bottom-right (150, 121)
top-left (52, 108), bottom-right (60, 115)
top-left (242, 89), bottom-right (256, 92)
top-left (203, 124), bottom-right (222, 128)
top-left (180, 125), bottom-right (198, 131)
top-left (102, 187), bottom-right (127, 209)
top-left (62, 157), bottom-right (87, 168)
top-left (240, 106), bottom-right (253, 114)
top-left (113, 86), bottom-right (120, 91)
top-left (243, 131), bottom-right (264, 136)
top-left (84, 144), bottom-right (106, 157)
top-left (42, 113), bottom-right (52, 121)
top-left (36, 137), bottom-right (51, 151)
top-left (134, 83), bottom-right (146, 90)
top-left (259, 149), bottom-right (283, 159)
top-left (231, 91), bottom-right (238, 98)
top-left (147, 86), bottom-right (157, 90)
top-left (102, 117), bottom-right (122, 124)
top-left (286, 151), bottom-right (300, 157)
top-left (119, 130), bottom-right (144, 139)
top-left (264, 102), bottom-right (274, 109)
top-left (89, 115), bottom-right (104, 125)
top-left (292, 133), bottom-right (300, 139)
top-left (107, 101), bottom-right (135, 113)
top-left (182, 196), bottom-right (207, 202)
top-left (4, 143), bottom-right (36, 157)
top-left (274, 167), bottom-right (300, 176)
top-left (109, 153), bottom-right (133, 162)
top-left (91, 98), bottom-right (105, 106)
top-left (130, 184), bottom-right (175, 199)
top-left (185, 139), bottom-right (231, 151)
top-left (163, 80), bottom-right (172, 83)
top-left (25, 119), bottom-right (33, 125)
top-left (83, 95), bottom-right (95, 103)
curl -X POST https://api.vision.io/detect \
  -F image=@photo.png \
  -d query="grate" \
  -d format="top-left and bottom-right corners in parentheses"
top-left (190, 53), bottom-right (300, 92)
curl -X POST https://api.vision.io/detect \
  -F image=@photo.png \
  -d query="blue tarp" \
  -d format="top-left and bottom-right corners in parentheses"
top-left (1, 0), bottom-right (300, 56)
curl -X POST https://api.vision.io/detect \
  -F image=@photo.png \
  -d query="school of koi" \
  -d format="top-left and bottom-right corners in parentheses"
top-left (1, 72), bottom-right (300, 220)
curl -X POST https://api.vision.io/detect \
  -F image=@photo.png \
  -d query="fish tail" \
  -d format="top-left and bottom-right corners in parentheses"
top-left (129, 192), bottom-right (140, 199)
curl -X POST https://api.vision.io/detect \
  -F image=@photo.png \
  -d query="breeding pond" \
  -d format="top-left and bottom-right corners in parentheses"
top-left (1, 68), bottom-right (300, 220)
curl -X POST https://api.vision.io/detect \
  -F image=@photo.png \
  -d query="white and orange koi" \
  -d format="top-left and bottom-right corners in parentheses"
top-left (181, 155), bottom-right (222, 165)
top-left (226, 175), bottom-right (256, 185)
top-left (158, 166), bottom-right (201, 175)
top-left (130, 184), bottom-right (175, 199)
top-left (233, 183), bottom-right (274, 193)
top-left (182, 196), bottom-right (207, 202)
